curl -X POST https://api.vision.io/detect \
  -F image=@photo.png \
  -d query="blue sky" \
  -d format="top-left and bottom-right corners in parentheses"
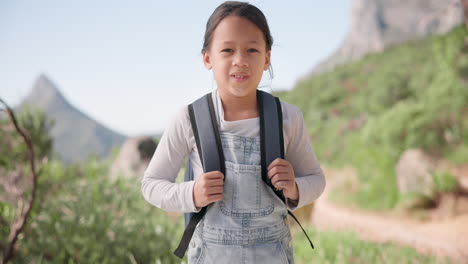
top-left (0, 1), bottom-right (350, 136)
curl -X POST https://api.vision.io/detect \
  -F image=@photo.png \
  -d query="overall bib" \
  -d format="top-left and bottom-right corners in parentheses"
top-left (187, 132), bottom-right (294, 264)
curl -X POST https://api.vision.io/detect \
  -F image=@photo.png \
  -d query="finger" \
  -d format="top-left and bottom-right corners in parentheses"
top-left (268, 166), bottom-right (290, 179)
top-left (268, 158), bottom-right (289, 170)
top-left (270, 173), bottom-right (290, 185)
top-left (206, 178), bottom-right (224, 187)
top-left (273, 180), bottom-right (291, 190)
top-left (206, 186), bottom-right (224, 195)
top-left (207, 193), bottom-right (223, 203)
top-left (204, 171), bottom-right (224, 180)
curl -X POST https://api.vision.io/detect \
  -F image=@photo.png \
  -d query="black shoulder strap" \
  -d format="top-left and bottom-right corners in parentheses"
top-left (258, 90), bottom-right (285, 201)
top-left (258, 90), bottom-right (314, 250)
top-left (174, 93), bottom-right (225, 259)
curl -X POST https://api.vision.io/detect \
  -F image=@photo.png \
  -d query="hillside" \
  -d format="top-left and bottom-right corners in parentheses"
top-left (279, 25), bottom-right (468, 210)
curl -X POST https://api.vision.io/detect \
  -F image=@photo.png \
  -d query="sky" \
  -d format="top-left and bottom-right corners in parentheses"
top-left (0, 1), bottom-right (351, 137)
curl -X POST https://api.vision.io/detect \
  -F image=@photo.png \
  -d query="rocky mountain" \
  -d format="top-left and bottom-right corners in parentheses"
top-left (312, 0), bottom-right (464, 74)
top-left (19, 74), bottom-right (127, 163)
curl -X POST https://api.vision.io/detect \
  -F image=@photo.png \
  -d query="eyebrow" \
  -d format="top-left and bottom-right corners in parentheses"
top-left (221, 41), bottom-right (260, 44)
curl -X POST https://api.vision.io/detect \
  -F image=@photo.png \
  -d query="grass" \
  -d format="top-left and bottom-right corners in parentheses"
top-left (292, 227), bottom-right (452, 264)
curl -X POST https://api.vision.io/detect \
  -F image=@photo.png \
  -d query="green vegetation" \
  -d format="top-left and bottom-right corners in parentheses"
top-left (0, 106), bottom-right (450, 263)
top-left (432, 171), bottom-right (458, 194)
top-left (278, 25), bottom-right (468, 210)
top-left (0, 106), bottom-right (54, 168)
top-left (1, 157), bottom-right (183, 263)
top-left (3, 23), bottom-right (467, 264)
top-left (292, 227), bottom-right (451, 264)
top-left (1, 156), bottom-right (446, 263)
top-left (0, 107), bottom-right (182, 263)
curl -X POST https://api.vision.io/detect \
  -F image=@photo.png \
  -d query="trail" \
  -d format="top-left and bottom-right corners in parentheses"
top-left (311, 168), bottom-right (468, 263)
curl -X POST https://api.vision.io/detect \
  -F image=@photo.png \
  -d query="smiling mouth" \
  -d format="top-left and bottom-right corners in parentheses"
top-left (231, 74), bottom-right (249, 82)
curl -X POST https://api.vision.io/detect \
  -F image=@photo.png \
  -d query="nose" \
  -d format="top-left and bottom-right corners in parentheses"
top-left (232, 51), bottom-right (249, 67)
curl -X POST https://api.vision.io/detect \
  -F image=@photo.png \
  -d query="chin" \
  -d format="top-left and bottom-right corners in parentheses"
top-left (231, 83), bottom-right (258, 94)
top-left (228, 87), bottom-right (257, 98)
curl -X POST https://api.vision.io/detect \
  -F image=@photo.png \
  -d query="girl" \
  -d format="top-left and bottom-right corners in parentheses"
top-left (141, 1), bottom-right (326, 263)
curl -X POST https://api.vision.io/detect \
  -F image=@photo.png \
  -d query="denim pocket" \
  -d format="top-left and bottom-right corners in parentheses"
top-left (187, 231), bottom-right (205, 264)
top-left (201, 243), bottom-right (242, 264)
top-left (244, 241), bottom-right (289, 264)
top-left (220, 161), bottom-right (274, 218)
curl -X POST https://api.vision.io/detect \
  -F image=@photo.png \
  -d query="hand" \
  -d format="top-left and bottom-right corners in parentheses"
top-left (267, 158), bottom-right (299, 200)
top-left (193, 171), bottom-right (224, 208)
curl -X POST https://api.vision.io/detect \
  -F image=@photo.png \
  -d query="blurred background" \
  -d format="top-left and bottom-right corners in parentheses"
top-left (1, 0), bottom-right (468, 263)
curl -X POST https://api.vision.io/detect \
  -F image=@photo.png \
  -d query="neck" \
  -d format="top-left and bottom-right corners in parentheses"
top-left (218, 90), bottom-right (258, 121)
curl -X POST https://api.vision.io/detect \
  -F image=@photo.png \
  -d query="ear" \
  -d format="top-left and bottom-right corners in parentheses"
top-left (203, 52), bottom-right (212, 70)
top-left (264, 50), bottom-right (271, 71)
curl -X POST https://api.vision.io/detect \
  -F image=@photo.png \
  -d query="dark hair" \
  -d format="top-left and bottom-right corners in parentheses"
top-left (202, 1), bottom-right (273, 54)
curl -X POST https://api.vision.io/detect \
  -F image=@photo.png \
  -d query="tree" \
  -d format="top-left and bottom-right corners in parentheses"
top-left (0, 99), bottom-right (53, 264)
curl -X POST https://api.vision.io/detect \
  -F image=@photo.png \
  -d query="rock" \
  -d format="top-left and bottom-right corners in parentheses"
top-left (430, 193), bottom-right (468, 220)
top-left (396, 149), bottom-right (435, 196)
top-left (312, 0), bottom-right (464, 75)
top-left (109, 136), bottom-right (157, 181)
top-left (458, 174), bottom-right (468, 193)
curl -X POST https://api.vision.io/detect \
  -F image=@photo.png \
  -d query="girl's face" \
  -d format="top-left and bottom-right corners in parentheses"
top-left (203, 16), bottom-right (270, 100)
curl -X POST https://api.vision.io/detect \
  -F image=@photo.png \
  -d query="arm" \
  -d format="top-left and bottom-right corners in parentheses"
top-left (284, 105), bottom-right (326, 210)
top-left (140, 107), bottom-right (199, 213)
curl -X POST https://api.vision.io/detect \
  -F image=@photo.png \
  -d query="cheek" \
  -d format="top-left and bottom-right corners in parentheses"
top-left (253, 66), bottom-right (265, 77)
top-left (212, 66), bottom-right (230, 80)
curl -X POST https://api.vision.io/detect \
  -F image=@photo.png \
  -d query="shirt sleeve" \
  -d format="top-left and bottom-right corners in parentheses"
top-left (140, 106), bottom-right (200, 213)
top-left (283, 104), bottom-right (326, 210)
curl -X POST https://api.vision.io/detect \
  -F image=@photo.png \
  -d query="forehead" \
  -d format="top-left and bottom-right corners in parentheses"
top-left (211, 16), bottom-right (265, 45)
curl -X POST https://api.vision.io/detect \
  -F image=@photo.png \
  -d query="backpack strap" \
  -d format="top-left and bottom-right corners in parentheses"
top-left (258, 90), bottom-right (315, 250)
top-left (258, 90), bottom-right (285, 201)
top-left (174, 93), bottom-right (225, 259)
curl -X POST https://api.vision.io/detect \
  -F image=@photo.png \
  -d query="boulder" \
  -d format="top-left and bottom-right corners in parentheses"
top-left (109, 136), bottom-right (157, 181)
top-left (396, 149), bottom-right (435, 196)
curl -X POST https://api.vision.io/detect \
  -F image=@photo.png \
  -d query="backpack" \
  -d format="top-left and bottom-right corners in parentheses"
top-left (173, 90), bottom-right (313, 259)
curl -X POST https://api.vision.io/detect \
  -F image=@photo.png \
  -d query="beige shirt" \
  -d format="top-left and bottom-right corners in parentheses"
top-left (141, 89), bottom-right (325, 212)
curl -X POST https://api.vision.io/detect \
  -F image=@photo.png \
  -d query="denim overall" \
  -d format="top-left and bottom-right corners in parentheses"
top-left (187, 132), bottom-right (294, 264)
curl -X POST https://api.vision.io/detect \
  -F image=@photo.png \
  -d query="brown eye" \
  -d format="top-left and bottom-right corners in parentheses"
top-left (222, 49), bottom-right (233, 53)
top-left (247, 49), bottom-right (259, 53)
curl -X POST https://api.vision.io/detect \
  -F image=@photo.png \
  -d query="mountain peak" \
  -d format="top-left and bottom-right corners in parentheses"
top-left (19, 73), bottom-right (127, 163)
top-left (36, 73), bottom-right (55, 87)
top-left (23, 73), bottom-right (70, 109)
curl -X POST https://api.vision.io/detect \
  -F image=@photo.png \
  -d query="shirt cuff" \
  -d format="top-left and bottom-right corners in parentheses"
top-left (188, 180), bottom-right (202, 213)
top-left (287, 177), bottom-right (309, 210)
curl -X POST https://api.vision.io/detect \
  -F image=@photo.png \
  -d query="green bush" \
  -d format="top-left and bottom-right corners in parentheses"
top-left (4, 158), bottom-right (183, 264)
top-left (0, 106), bottom-right (53, 170)
top-left (432, 171), bottom-right (458, 194)
top-left (1, 153), bottom-right (453, 263)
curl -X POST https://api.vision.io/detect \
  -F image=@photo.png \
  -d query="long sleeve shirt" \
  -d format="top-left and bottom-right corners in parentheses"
top-left (141, 89), bottom-right (325, 213)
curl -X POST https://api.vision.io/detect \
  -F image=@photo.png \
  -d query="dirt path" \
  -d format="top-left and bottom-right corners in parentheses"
top-left (311, 168), bottom-right (468, 263)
